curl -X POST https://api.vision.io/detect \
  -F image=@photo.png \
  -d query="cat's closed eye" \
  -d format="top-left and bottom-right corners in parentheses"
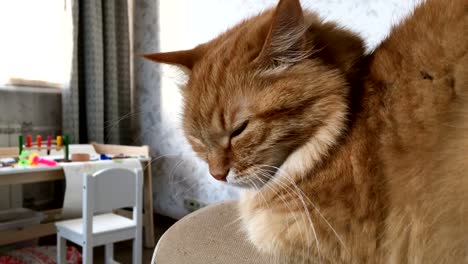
top-left (231, 121), bottom-right (249, 138)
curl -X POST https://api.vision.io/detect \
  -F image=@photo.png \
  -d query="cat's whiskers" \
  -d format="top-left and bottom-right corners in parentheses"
top-left (255, 173), bottom-right (296, 228)
top-left (262, 173), bottom-right (350, 260)
top-left (243, 177), bottom-right (283, 264)
top-left (104, 110), bottom-right (145, 127)
top-left (104, 110), bottom-right (150, 142)
top-left (174, 181), bottom-right (200, 200)
top-left (168, 159), bottom-right (186, 194)
top-left (224, 214), bottom-right (245, 230)
top-left (259, 165), bottom-right (349, 255)
top-left (258, 169), bottom-right (320, 263)
top-left (169, 159), bottom-right (199, 200)
top-left (143, 153), bottom-right (180, 171)
top-left (249, 175), bottom-right (303, 264)
top-left (255, 171), bottom-right (310, 264)
top-left (247, 176), bottom-right (270, 209)
top-left (245, 172), bottom-right (305, 263)
top-left (256, 167), bottom-right (321, 263)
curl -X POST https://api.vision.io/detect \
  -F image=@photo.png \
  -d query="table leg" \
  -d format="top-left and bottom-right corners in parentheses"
top-left (143, 162), bottom-right (155, 248)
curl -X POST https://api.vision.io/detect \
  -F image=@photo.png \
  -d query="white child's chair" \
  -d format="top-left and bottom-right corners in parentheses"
top-left (55, 168), bottom-right (143, 264)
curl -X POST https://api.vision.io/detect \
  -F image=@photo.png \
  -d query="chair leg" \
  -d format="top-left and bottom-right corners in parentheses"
top-left (133, 235), bottom-right (142, 264)
top-left (83, 243), bottom-right (93, 264)
top-left (105, 243), bottom-right (114, 264)
top-left (57, 233), bottom-right (66, 264)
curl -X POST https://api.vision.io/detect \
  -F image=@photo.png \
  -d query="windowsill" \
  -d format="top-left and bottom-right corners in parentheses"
top-left (0, 85), bottom-right (62, 94)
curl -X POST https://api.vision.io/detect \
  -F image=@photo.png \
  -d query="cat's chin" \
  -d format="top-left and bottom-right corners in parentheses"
top-left (226, 171), bottom-right (273, 190)
top-left (226, 181), bottom-right (255, 189)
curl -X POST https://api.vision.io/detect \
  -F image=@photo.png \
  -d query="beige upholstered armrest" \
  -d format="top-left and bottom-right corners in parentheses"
top-left (152, 200), bottom-right (274, 264)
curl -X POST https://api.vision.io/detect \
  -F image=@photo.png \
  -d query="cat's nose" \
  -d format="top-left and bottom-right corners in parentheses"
top-left (210, 168), bottom-right (229, 182)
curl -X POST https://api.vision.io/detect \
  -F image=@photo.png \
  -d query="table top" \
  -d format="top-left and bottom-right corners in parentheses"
top-left (0, 157), bottom-right (151, 176)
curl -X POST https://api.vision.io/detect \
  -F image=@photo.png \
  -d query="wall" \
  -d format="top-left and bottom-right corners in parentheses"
top-left (133, 0), bottom-right (420, 219)
top-left (0, 88), bottom-right (62, 209)
top-left (0, 89), bottom-right (61, 143)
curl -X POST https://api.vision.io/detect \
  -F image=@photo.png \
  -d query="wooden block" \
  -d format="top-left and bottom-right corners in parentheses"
top-left (0, 147), bottom-right (18, 158)
top-left (92, 143), bottom-right (149, 157)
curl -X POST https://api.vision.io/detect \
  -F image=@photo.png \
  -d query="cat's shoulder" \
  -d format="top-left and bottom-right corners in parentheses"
top-left (369, 0), bottom-right (467, 84)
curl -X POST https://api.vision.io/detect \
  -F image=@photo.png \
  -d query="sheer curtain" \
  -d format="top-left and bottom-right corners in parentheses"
top-left (63, 0), bottom-right (132, 144)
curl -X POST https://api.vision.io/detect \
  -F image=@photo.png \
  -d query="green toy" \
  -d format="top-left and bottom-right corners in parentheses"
top-left (18, 151), bottom-right (31, 166)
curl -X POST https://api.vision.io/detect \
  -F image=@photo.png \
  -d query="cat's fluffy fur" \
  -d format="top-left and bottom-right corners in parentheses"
top-left (144, 0), bottom-right (468, 262)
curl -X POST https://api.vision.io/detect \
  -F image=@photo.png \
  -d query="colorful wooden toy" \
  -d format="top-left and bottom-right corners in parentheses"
top-left (19, 134), bottom-right (70, 161)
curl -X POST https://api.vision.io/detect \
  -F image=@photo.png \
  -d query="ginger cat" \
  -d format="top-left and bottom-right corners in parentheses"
top-left (144, 0), bottom-right (468, 262)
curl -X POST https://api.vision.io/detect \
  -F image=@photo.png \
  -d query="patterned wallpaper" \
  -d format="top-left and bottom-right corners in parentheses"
top-left (133, 0), bottom-right (420, 219)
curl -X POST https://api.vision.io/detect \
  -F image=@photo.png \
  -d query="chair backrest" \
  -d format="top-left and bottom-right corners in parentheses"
top-left (82, 168), bottom-right (143, 234)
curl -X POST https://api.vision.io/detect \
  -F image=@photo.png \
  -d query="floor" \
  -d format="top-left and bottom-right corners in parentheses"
top-left (93, 241), bottom-right (155, 264)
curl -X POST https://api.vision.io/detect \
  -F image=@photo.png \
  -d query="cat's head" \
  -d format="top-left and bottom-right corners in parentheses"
top-left (144, 0), bottom-right (365, 187)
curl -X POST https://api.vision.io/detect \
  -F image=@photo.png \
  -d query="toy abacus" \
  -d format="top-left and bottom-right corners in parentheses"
top-left (18, 134), bottom-right (70, 161)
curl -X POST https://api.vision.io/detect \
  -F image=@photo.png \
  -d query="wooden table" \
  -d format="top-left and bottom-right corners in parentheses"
top-left (0, 158), bottom-right (156, 248)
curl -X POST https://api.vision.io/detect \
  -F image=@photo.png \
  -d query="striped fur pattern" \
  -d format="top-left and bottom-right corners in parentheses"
top-left (144, 0), bottom-right (468, 262)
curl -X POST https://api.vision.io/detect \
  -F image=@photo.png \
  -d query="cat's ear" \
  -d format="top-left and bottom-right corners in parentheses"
top-left (141, 47), bottom-right (204, 71)
top-left (256, 0), bottom-right (307, 64)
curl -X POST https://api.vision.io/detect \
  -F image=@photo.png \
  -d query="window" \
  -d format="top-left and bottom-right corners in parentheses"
top-left (0, 1), bottom-right (73, 89)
